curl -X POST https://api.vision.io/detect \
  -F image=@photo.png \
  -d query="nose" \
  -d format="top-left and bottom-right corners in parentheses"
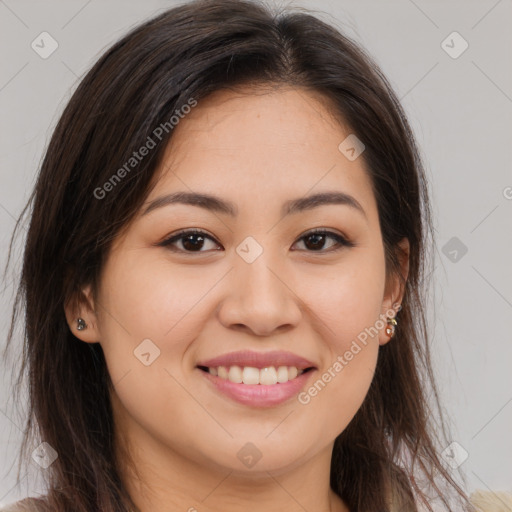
top-left (216, 249), bottom-right (302, 337)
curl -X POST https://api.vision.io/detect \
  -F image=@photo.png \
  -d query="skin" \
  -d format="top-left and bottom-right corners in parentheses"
top-left (66, 85), bottom-right (409, 512)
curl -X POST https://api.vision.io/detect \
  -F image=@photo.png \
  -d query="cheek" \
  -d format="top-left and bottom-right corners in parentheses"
top-left (97, 251), bottom-right (216, 346)
top-left (95, 255), bottom-right (217, 453)
top-left (305, 245), bottom-right (386, 351)
top-left (297, 282), bottom-right (383, 441)
top-left (295, 347), bottom-right (378, 449)
top-left (295, 246), bottom-right (385, 423)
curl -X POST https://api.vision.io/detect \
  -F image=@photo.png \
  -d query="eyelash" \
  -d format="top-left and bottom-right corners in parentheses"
top-left (158, 228), bottom-right (355, 254)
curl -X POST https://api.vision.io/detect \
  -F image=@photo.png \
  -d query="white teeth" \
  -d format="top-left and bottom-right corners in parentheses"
top-left (276, 366), bottom-right (288, 383)
top-left (242, 366), bottom-right (260, 385)
top-left (217, 366), bottom-right (228, 379)
top-left (288, 366), bottom-right (298, 380)
top-left (260, 367), bottom-right (277, 385)
top-left (228, 365), bottom-right (243, 383)
top-left (208, 365), bottom-right (305, 384)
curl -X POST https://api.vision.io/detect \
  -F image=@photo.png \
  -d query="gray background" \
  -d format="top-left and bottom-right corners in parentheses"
top-left (1, 0), bottom-right (511, 507)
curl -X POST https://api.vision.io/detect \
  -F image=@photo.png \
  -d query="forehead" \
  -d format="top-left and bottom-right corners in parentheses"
top-left (147, 85), bottom-right (376, 219)
top-left (163, 85), bottom-right (344, 161)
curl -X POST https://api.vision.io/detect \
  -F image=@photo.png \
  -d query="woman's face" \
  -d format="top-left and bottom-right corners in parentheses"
top-left (72, 86), bottom-right (405, 478)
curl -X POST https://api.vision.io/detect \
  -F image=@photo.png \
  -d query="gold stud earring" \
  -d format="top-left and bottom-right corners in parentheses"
top-left (385, 316), bottom-right (397, 337)
top-left (77, 317), bottom-right (87, 331)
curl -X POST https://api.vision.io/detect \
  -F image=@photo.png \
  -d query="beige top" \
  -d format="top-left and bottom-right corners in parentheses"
top-left (0, 499), bottom-right (43, 512)
top-left (2, 490), bottom-right (512, 511)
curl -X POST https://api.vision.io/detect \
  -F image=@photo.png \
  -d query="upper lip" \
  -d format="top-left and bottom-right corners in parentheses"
top-left (197, 350), bottom-right (317, 370)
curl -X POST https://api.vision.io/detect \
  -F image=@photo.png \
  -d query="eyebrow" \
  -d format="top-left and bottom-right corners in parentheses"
top-left (141, 190), bottom-right (366, 219)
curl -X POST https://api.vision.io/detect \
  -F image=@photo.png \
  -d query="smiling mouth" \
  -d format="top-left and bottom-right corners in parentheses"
top-left (197, 365), bottom-right (315, 385)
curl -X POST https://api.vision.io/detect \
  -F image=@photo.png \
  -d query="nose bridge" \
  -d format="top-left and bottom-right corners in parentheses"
top-left (235, 236), bottom-right (286, 301)
top-left (217, 235), bottom-right (302, 335)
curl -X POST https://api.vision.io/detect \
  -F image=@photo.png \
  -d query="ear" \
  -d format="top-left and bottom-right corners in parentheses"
top-left (64, 284), bottom-right (101, 343)
top-left (379, 238), bottom-right (410, 346)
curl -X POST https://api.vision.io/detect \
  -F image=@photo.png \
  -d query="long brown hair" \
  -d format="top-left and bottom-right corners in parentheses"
top-left (4, 1), bottom-right (475, 510)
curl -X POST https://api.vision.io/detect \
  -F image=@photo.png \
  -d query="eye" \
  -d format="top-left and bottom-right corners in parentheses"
top-left (292, 229), bottom-right (354, 253)
top-left (158, 228), bottom-right (354, 254)
top-left (158, 229), bottom-right (221, 253)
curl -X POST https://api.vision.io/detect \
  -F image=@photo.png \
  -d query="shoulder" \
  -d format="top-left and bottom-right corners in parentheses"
top-left (469, 489), bottom-right (512, 511)
top-left (5, 491), bottom-right (512, 512)
top-left (388, 489), bottom-right (512, 512)
top-left (0, 497), bottom-right (47, 512)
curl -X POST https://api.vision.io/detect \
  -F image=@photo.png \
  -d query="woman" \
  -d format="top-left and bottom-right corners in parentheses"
top-left (2, 0), bottom-right (501, 510)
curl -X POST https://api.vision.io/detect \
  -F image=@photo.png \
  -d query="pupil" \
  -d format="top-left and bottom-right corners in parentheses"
top-left (306, 234), bottom-right (325, 250)
top-left (183, 234), bottom-right (204, 251)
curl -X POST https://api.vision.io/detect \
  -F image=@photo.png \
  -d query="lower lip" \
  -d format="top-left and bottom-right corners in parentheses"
top-left (198, 368), bottom-right (315, 407)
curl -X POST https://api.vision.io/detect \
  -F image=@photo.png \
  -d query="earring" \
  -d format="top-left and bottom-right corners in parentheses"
top-left (77, 317), bottom-right (87, 331)
top-left (385, 303), bottom-right (402, 338)
top-left (385, 316), bottom-right (398, 337)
